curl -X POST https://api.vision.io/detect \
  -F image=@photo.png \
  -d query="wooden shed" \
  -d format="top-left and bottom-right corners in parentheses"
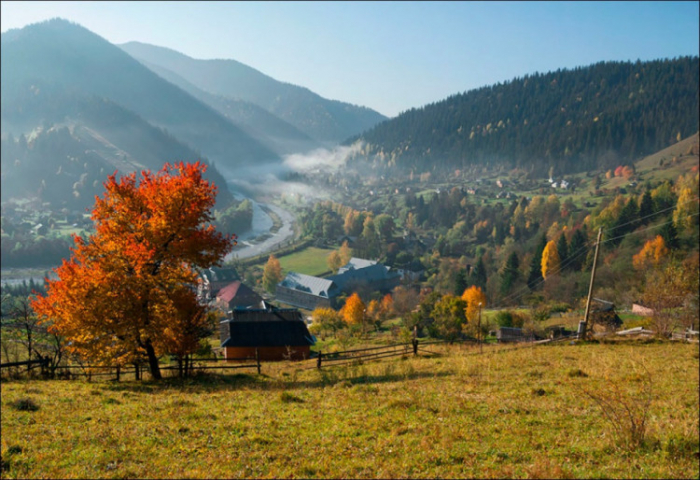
top-left (219, 305), bottom-right (314, 361)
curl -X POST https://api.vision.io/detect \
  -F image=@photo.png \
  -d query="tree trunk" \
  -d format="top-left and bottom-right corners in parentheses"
top-left (144, 340), bottom-right (162, 379)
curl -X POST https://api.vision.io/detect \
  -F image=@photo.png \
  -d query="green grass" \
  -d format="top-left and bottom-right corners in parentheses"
top-left (277, 247), bottom-right (335, 276)
top-left (2, 342), bottom-right (698, 479)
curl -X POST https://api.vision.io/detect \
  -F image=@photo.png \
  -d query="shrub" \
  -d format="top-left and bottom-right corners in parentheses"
top-left (10, 398), bottom-right (39, 412)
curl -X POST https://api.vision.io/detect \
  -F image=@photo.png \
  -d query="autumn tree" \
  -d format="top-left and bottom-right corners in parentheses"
top-left (340, 292), bottom-right (367, 334)
top-left (380, 293), bottom-right (395, 320)
top-left (327, 250), bottom-right (343, 273)
top-left (541, 240), bottom-right (560, 280)
top-left (310, 307), bottom-right (343, 338)
top-left (263, 255), bottom-right (283, 293)
top-left (31, 162), bottom-right (235, 379)
top-left (339, 241), bottom-right (352, 265)
top-left (462, 285), bottom-right (486, 336)
top-left (632, 236), bottom-right (668, 269)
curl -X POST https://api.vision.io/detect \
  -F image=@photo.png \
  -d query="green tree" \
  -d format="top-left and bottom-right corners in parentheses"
top-left (527, 234), bottom-right (548, 290)
top-left (500, 251), bottom-right (520, 295)
top-left (432, 295), bottom-right (467, 342)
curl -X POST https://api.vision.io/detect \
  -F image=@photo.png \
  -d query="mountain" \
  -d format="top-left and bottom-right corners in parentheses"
top-left (1, 19), bottom-right (280, 179)
top-left (118, 41), bottom-right (388, 144)
top-left (346, 57), bottom-right (699, 176)
top-left (136, 59), bottom-right (321, 156)
top-left (0, 94), bottom-right (234, 209)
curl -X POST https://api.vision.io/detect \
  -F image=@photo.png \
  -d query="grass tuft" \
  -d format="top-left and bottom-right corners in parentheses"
top-left (567, 368), bottom-right (589, 378)
top-left (279, 391), bottom-right (304, 403)
top-left (10, 398), bottom-right (39, 412)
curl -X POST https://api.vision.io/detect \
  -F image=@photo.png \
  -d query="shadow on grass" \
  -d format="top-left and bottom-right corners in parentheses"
top-left (101, 369), bottom-right (454, 393)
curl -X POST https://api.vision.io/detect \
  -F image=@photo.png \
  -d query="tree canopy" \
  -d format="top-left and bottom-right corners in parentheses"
top-left (31, 162), bottom-right (235, 379)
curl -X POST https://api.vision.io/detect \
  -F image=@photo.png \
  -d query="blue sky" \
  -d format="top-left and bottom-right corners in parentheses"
top-left (1, 1), bottom-right (698, 117)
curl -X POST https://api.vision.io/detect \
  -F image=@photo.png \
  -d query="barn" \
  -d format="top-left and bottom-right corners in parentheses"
top-left (219, 304), bottom-right (315, 361)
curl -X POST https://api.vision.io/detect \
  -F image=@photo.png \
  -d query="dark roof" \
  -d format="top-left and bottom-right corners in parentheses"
top-left (221, 320), bottom-right (314, 348)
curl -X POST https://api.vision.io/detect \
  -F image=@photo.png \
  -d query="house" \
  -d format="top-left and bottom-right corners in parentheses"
top-left (197, 267), bottom-right (240, 301)
top-left (276, 272), bottom-right (341, 310)
top-left (219, 305), bottom-right (315, 361)
top-left (215, 281), bottom-right (263, 313)
top-left (329, 258), bottom-right (401, 294)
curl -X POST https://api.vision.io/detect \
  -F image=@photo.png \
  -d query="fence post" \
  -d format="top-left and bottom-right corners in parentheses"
top-left (317, 351), bottom-right (322, 369)
top-left (115, 365), bottom-right (120, 382)
top-left (255, 348), bottom-right (261, 375)
top-left (412, 339), bottom-right (418, 356)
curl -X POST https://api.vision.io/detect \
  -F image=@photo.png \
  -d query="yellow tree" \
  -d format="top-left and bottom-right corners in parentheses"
top-left (31, 162), bottom-right (235, 379)
top-left (341, 292), bottom-right (366, 333)
top-left (327, 250), bottom-right (343, 273)
top-left (673, 173), bottom-right (699, 233)
top-left (632, 235), bottom-right (668, 269)
top-left (541, 240), bottom-right (560, 280)
top-left (310, 307), bottom-right (343, 338)
top-left (262, 255), bottom-right (283, 292)
top-left (461, 285), bottom-right (486, 335)
top-left (339, 240), bottom-right (352, 265)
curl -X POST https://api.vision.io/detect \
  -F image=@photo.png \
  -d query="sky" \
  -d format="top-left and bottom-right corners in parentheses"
top-left (1, 1), bottom-right (698, 118)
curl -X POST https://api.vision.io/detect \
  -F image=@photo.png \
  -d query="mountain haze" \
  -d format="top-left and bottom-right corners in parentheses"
top-left (1, 19), bottom-right (280, 176)
top-left (119, 41), bottom-right (388, 144)
top-left (137, 59), bottom-right (321, 156)
top-left (348, 57), bottom-right (699, 176)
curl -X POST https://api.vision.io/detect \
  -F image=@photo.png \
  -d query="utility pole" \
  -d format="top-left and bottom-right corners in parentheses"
top-left (582, 227), bottom-right (603, 340)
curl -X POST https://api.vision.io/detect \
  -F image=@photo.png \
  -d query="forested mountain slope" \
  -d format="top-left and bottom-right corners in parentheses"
top-left (119, 41), bottom-right (388, 144)
top-left (348, 57), bottom-right (699, 176)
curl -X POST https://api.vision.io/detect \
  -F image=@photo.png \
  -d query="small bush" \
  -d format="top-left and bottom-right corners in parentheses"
top-left (279, 391), bottom-right (304, 403)
top-left (11, 398), bottom-right (39, 412)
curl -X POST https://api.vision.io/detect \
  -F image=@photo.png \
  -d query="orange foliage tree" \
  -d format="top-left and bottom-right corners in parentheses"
top-left (341, 292), bottom-right (366, 334)
top-left (263, 254), bottom-right (283, 292)
top-left (461, 285), bottom-right (486, 334)
top-left (632, 235), bottom-right (668, 269)
top-left (31, 162), bottom-right (235, 379)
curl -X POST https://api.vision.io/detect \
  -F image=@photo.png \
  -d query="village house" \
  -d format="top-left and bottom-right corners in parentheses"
top-left (276, 272), bottom-right (341, 310)
top-left (215, 280), bottom-right (263, 313)
top-left (219, 304), bottom-right (315, 361)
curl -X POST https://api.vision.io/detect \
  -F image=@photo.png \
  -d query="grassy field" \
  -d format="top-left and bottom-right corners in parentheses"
top-left (277, 247), bottom-right (334, 277)
top-left (2, 341), bottom-right (698, 479)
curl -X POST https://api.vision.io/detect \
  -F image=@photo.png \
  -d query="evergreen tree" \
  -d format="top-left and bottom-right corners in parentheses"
top-left (659, 220), bottom-right (680, 250)
top-left (500, 251), bottom-right (520, 295)
top-left (454, 268), bottom-right (468, 296)
top-left (567, 229), bottom-right (587, 272)
top-left (527, 234), bottom-right (548, 290)
top-left (470, 256), bottom-right (487, 290)
top-left (638, 190), bottom-right (654, 224)
top-left (556, 233), bottom-right (569, 271)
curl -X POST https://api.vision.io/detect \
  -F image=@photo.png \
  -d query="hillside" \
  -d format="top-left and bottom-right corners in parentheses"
top-left (139, 59), bottom-right (321, 156)
top-left (119, 41), bottom-right (388, 144)
top-left (348, 57), bottom-right (699, 176)
top-left (1, 19), bottom-right (280, 177)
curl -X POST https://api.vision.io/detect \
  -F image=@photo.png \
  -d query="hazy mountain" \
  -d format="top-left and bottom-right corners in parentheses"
top-left (0, 94), bottom-right (234, 209)
top-left (347, 57), bottom-right (699, 176)
top-left (119, 41), bottom-right (388, 144)
top-left (1, 19), bottom-right (280, 178)
top-left (137, 59), bottom-right (321, 156)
